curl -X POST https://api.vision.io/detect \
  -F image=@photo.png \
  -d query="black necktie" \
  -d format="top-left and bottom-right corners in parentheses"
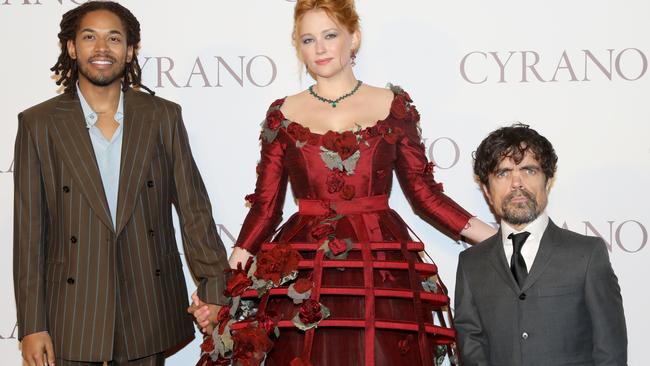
top-left (508, 231), bottom-right (531, 287)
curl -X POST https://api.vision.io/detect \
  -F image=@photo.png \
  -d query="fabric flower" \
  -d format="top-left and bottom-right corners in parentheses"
top-left (254, 244), bottom-right (302, 285)
top-left (322, 130), bottom-right (359, 160)
top-left (265, 109), bottom-right (284, 131)
top-left (293, 278), bottom-right (313, 294)
top-left (339, 185), bottom-right (356, 200)
top-left (225, 269), bottom-right (253, 298)
top-left (390, 95), bottom-right (408, 119)
top-left (200, 335), bottom-right (215, 353)
top-left (326, 169), bottom-right (345, 193)
top-left (269, 98), bottom-right (285, 109)
top-left (287, 122), bottom-right (311, 143)
top-left (310, 223), bottom-right (335, 241)
top-left (245, 193), bottom-right (257, 205)
top-left (328, 238), bottom-right (348, 256)
top-left (232, 325), bottom-right (273, 366)
top-left (256, 310), bottom-right (280, 335)
top-left (215, 305), bottom-right (232, 335)
top-left (298, 299), bottom-right (323, 325)
top-left (423, 162), bottom-right (435, 176)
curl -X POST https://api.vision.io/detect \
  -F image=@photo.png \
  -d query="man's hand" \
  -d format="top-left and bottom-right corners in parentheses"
top-left (187, 291), bottom-right (221, 335)
top-left (21, 331), bottom-right (55, 366)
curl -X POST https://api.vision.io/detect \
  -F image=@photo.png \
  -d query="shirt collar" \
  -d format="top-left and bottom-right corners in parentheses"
top-left (501, 211), bottom-right (550, 245)
top-left (76, 83), bottom-right (125, 127)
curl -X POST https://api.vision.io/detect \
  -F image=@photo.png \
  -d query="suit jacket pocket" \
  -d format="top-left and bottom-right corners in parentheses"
top-left (538, 284), bottom-right (582, 297)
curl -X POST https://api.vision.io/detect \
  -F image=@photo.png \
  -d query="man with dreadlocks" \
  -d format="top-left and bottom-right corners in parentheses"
top-left (13, 2), bottom-right (229, 365)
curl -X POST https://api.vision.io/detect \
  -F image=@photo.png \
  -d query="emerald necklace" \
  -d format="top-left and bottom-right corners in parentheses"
top-left (308, 80), bottom-right (363, 108)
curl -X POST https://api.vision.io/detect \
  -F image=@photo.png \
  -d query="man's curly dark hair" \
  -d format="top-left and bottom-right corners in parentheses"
top-left (473, 123), bottom-right (558, 186)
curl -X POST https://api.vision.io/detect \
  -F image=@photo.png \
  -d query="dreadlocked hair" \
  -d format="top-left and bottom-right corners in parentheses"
top-left (50, 0), bottom-right (154, 95)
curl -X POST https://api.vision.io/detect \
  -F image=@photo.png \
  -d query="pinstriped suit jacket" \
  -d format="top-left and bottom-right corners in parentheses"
top-left (13, 89), bottom-right (230, 362)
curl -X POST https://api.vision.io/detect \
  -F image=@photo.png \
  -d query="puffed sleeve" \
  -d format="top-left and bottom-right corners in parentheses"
top-left (235, 99), bottom-right (289, 255)
top-left (392, 88), bottom-right (472, 239)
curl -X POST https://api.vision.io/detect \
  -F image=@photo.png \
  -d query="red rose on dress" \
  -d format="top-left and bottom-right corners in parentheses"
top-left (339, 185), bottom-right (356, 200)
top-left (322, 131), bottom-right (359, 160)
top-left (232, 325), bottom-right (273, 366)
top-left (256, 310), bottom-right (280, 334)
top-left (326, 170), bottom-right (345, 193)
top-left (270, 98), bottom-right (284, 109)
top-left (224, 269), bottom-right (252, 298)
top-left (298, 299), bottom-right (323, 325)
top-left (290, 357), bottom-right (314, 366)
top-left (336, 131), bottom-right (359, 160)
top-left (254, 244), bottom-right (302, 285)
top-left (310, 223), bottom-right (335, 240)
top-left (266, 109), bottom-right (284, 130)
top-left (390, 95), bottom-right (408, 120)
top-left (200, 335), bottom-right (215, 353)
top-left (328, 237), bottom-right (348, 256)
top-left (245, 193), bottom-right (257, 206)
top-left (287, 122), bottom-right (311, 142)
top-left (216, 305), bottom-right (232, 334)
top-left (293, 278), bottom-right (314, 294)
top-left (423, 162), bottom-right (435, 176)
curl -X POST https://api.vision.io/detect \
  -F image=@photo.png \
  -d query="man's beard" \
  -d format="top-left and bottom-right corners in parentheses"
top-left (77, 55), bottom-right (126, 87)
top-left (501, 188), bottom-right (541, 226)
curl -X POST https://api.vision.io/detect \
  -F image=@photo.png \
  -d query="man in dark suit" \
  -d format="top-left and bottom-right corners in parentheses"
top-left (454, 124), bottom-right (627, 366)
top-left (13, 2), bottom-right (229, 365)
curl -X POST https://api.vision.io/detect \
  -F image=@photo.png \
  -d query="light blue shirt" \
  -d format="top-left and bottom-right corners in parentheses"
top-left (77, 86), bottom-right (124, 229)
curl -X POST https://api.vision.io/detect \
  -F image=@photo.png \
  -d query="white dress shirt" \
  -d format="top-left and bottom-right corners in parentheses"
top-left (501, 212), bottom-right (550, 270)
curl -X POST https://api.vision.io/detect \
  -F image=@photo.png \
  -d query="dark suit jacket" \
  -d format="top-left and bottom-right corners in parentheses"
top-left (454, 220), bottom-right (627, 366)
top-left (13, 89), bottom-right (229, 362)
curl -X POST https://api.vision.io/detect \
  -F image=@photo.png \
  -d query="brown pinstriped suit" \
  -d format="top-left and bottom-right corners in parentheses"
top-left (13, 88), bottom-right (229, 362)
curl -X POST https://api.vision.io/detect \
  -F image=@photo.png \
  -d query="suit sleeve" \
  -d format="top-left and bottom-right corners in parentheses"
top-left (170, 105), bottom-right (229, 306)
top-left (393, 95), bottom-right (472, 240)
top-left (13, 113), bottom-right (49, 340)
top-left (454, 252), bottom-right (490, 366)
top-left (584, 239), bottom-right (628, 365)
top-left (235, 108), bottom-right (289, 255)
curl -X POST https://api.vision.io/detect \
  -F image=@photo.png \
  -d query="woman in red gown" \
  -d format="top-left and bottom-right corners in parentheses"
top-left (195, 1), bottom-right (496, 365)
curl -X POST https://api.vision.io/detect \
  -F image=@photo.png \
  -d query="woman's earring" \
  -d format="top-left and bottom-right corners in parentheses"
top-left (351, 52), bottom-right (357, 67)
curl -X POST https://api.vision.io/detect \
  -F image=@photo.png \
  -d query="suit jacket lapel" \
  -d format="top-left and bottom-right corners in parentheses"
top-left (115, 89), bottom-right (157, 236)
top-left (487, 231), bottom-right (520, 294)
top-left (521, 219), bottom-right (561, 292)
top-left (51, 93), bottom-right (114, 232)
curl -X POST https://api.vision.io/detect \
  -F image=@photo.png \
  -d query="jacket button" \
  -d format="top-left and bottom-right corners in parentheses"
top-left (70, 236), bottom-right (77, 244)
top-left (67, 278), bottom-right (75, 285)
top-left (155, 269), bottom-right (161, 276)
top-left (147, 180), bottom-right (154, 188)
top-left (62, 186), bottom-right (70, 193)
top-left (519, 293), bottom-right (526, 300)
top-left (522, 332), bottom-right (529, 340)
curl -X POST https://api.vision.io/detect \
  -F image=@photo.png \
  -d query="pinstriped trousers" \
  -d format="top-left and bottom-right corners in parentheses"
top-left (56, 284), bottom-right (165, 366)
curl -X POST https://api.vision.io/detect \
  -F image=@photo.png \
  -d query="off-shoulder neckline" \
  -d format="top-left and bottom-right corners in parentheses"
top-left (275, 90), bottom-right (399, 136)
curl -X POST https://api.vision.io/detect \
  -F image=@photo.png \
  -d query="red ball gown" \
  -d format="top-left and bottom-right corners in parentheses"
top-left (235, 86), bottom-right (471, 366)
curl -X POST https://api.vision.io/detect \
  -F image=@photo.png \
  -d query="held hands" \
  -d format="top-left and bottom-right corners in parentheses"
top-left (21, 331), bottom-right (55, 366)
top-left (187, 291), bottom-right (221, 335)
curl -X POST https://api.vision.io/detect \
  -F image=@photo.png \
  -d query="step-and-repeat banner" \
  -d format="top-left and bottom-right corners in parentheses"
top-left (1, 0), bottom-right (648, 364)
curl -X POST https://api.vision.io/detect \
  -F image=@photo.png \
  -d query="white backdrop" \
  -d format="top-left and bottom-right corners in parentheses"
top-left (1, 0), bottom-right (648, 364)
